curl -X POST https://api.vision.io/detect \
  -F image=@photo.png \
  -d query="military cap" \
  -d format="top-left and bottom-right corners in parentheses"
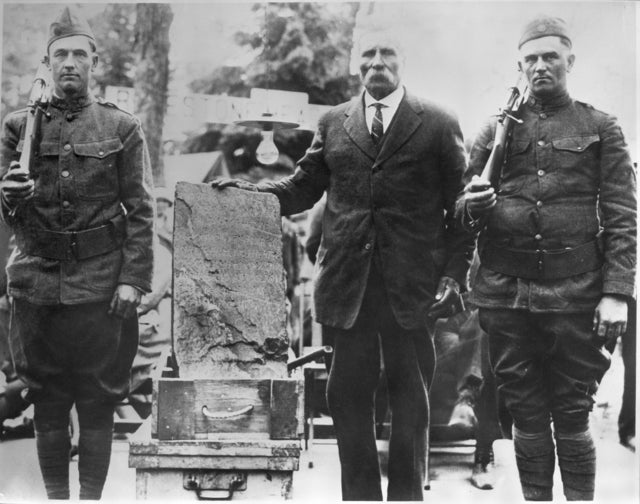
top-left (518, 15), bottom-right (571, 49)
top-left (47, 6), bottom-right (95, 51)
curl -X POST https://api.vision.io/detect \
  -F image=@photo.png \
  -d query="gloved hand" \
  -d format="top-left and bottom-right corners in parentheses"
top-left (1, 161), bottom-right (34, 206)
top-left (109, 283), bottom-right (142, 319)
top-left (427, 276), bottom-right (464, 320)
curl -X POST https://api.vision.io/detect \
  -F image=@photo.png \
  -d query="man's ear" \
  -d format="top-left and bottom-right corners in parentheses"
top-left (567, 53), bottom-right (575, 72)
top-left (91, 54), bottom-right (99, 71)
top-left (517, 60), bottom-right (523, 73)
top-left (43, 55), bottom-right (50, 69)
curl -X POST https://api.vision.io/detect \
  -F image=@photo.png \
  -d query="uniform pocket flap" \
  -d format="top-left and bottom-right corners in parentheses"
top-left (74, 137), bottom-right (123, 159)
top-left (552, 134), bottom-right (599, 152)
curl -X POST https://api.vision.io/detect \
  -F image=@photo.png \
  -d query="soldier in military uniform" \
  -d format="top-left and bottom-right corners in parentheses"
top-left (459, 16), bottom-right (636, 501)
top-left (0, 7), bottom-right (154, 499)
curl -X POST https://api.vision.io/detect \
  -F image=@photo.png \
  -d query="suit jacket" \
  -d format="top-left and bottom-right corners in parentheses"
top-left (265, 89), bottom-right (473, 330)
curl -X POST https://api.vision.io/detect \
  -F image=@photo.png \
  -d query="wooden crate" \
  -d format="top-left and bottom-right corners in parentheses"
top-left (152, 378), bottom-right (303, 441)
top-left (130, 439), bottom-right (301, 500)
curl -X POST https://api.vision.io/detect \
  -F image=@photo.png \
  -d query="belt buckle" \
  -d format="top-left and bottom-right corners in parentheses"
top-left (67, 232), bottom-right (78, 260)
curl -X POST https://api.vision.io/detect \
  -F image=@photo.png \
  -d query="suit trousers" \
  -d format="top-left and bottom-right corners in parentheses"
top-left (324, 258), bottom-right (436, 501)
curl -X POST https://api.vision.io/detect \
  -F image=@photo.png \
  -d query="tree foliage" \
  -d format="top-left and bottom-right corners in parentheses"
top-left (191, 2), bottom-right (361, 106)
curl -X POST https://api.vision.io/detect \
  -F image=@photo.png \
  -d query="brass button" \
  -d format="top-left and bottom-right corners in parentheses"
top-left (536, 201), bottom-right (543, 208)
top-left (63, 144), bottom-right (72, 151)
top-left (537, 140), bottom-right (546, 147)
top-left (98, 150), bottom-right (105, 156)
top-left (537, 170), bottom-right (545, 176)
top-left (364, 243), bottom-right (372, 251)
top-left (540, 113), bottom-right (547, 119)
top-left (62, 200), bottom-right (70, 208)
top-left (535, 234), bottom-right (542, 240)
top-left (61, 170), bottom-right (70, 178)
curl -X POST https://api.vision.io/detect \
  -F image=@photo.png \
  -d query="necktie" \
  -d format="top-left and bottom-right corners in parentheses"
top-left (370, 103), bottom-right (385, 146)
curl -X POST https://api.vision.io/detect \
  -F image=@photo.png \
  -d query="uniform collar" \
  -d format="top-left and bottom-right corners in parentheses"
top-left (50, 93), bottom-right (94, 111)
top-left (527, 91), bottom-right (571, 111)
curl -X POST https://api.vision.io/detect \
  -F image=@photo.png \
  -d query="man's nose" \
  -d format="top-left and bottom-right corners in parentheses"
top-left (62, 55), bottom-right (75, 68)
top-left (371, 50), bottom-right (385, 68)
top-left (533, 57), bottom-right (547, 72)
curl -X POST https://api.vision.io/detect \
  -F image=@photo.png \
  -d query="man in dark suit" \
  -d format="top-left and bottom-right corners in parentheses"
top-left (213, 29), bottom-right (472, 500)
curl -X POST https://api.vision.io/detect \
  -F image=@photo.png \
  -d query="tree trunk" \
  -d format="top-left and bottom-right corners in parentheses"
top-left (133, 4), bottom-right (173, 187)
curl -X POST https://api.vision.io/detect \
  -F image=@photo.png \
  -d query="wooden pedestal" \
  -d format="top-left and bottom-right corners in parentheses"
top-left (130, 439), bottom-right (301, 500)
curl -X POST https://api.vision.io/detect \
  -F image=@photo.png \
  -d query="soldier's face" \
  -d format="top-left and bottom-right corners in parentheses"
top-left (518, 36), bottom-right (575, 98)
top-left (359, 35), bottom-right (403, 100)
top-left (47, 35), bottom-right (98, 97)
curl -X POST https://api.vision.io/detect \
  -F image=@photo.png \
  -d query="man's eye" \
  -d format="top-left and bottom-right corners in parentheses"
top-left (380, 49), bottom-right (395, 57)
top-left (362, 51), bottom-right (374, 58)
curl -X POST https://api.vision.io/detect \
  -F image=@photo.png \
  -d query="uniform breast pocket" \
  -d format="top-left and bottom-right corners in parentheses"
top-left (551, 135), bottom-right (600, 169)
top-left (73, 137), bottom-right (123, 200)
top-left (551, 134), bottom-right (600, 193)
top-left (498, 140), bottom-right (531, 195)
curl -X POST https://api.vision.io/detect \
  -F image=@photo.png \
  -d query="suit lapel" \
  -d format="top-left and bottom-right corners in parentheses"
top-left (343, 93), bottom-right (377, 161)
top-left (374, 92), bottom-right (423, 168)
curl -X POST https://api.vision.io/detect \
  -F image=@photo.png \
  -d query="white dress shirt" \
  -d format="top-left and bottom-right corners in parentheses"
top-left (363, 86), bottom-right (405, 135)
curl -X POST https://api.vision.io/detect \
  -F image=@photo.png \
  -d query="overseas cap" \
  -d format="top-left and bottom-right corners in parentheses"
top-left (518, 15), bottom-right (571, 49)
top-left (47, 6), bottom-right (95, 51)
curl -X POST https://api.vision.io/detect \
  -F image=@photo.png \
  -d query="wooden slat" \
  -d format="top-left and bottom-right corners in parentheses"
top-left (129, 439), bottom-right (301, 457)
top-left (157, 379), bottom-right (196, 440)
top-left (129, 455), bottom-right (299, 471)
top-left (270, 379), bottom-right (301, 439)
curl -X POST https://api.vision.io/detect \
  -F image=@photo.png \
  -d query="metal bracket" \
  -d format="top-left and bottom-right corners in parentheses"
top-left (184, 471), bottom-right (247, 500)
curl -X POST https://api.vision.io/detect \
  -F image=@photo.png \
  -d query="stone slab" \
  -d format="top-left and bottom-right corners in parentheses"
top-left (173, 183), bottom-right (288, 379)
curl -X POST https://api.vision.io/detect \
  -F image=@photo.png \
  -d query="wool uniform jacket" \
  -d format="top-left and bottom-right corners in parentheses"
top-left (0, 95), bottom-right (154, 305)
top-left (265, 89), bottom-right (473, 330)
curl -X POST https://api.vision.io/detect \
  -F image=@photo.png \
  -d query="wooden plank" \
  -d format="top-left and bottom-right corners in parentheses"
top-left (129, 455), bottom-right (299, 471)
top-left (129, 439), bottom-right (301, 457)
top-left (157, 379), bottom-right (196, 440)
top-left (270, 379), bottom-right (301, 439)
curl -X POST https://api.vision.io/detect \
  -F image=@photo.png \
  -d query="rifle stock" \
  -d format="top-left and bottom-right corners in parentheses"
top-left (480, 77), bottom-right (527, 189)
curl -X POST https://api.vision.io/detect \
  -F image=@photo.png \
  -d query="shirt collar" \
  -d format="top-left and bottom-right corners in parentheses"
top-left (363, 85), bottom-right (405, 110)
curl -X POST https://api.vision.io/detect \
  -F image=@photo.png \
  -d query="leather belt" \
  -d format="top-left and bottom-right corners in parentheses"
top-left (480, 240), bottom-right (603, 280)
top-left (23, 214), bottom-right (125, 261)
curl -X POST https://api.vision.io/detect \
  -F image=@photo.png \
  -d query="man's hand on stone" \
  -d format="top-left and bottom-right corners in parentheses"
top-left (211, 178), bottom-right (259, 192)
top-left (593, 294), bottom-right (628, 348)
top-left (109, 283), bottom-right (142, 319)
top-left (463, 175), bottom-right (496, 218)
top-left (1, 161), bottom-right (34, 205)
top-left (427, 276), bottom-right (463, 320)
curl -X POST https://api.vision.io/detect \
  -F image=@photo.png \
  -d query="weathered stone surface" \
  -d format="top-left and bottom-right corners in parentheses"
top-left (173, 183), bottom-right (289, 379)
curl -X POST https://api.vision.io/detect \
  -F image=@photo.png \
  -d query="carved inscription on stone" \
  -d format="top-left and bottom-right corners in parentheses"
top-left (173, 183), bottom-right (288, 379)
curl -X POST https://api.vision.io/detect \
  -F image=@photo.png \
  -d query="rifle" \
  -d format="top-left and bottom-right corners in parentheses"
top-left (480, 75), bottom-right (527, 189)
top-left (14, 60), bottom-right (51, 182)
top-left (5, 61), bottom-right (50, 219)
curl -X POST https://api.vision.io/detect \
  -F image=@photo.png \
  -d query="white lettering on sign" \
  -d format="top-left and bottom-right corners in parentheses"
top-left (105, 86), bottom-right (331, 134)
